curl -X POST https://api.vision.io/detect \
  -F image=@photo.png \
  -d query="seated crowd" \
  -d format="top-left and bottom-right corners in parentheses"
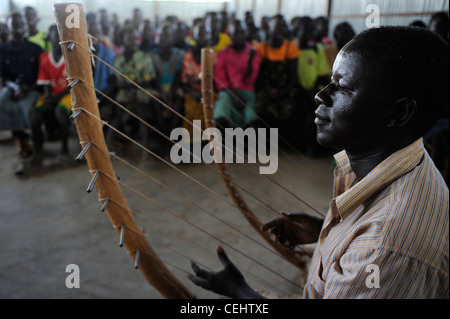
top-left (0, 7), bottom-right (448, 184)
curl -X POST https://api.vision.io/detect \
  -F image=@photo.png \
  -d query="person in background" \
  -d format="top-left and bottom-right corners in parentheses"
top-left (0, 23), bottom-right (11, 88)
top-left (0, 23), bottom-right (11, 46)
top-left (23, 6), bottom-right (50, 51)
top-left (332, 21), bottom-right (356, 51)
top-left (0, 13), bottom-right (42, 174)
top-left (255, 14), bottom-right (301, 144)
top-left (25, 25), bottom-right (71, 174)
top-left (311, 16), bottom-right (333, 45)
top-left (205, 11), bottom-right (231, 53)
top-left (174, 21), bottom-right (190, 51)
top-left (181, 22), bottom-right (212, 141)
top-left (150, 22), bottom-right (185, 156)
top-left (312, 16), bottom-right (338, 70)
top-left (139, 20), bottom-right (156, 53)
top-left (410, 20), bottom-right (427, 28)
top-left (259, 16), bottom-right (270, 43)
top-left (97, 8), bottom-right (113, 48)
top-left (131, 8), bottom-right (144, 41)
top-left (214, 19), bottom-right (260, 129)
top-left (296, 16), bottom-right (332, 156)
top-left (111, 22), bottom-right (125, 55)
top-left (244, 11), bottom-right (261, 45)
top-left (429, 11), bottom-right (449, 43)
top-left (112, 26), bottom-right (160, 156)
top-left (87, 21), bottom-right (116, 146)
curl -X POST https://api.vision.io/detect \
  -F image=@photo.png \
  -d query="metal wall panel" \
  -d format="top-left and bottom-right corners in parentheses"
top-left (3, 0), bottom-right (449, 36)
top-left (330, 0), bottom-right (449, 35)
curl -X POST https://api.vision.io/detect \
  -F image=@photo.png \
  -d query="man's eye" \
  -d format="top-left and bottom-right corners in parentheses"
top-left (338, 84), bottom-right (351, 92)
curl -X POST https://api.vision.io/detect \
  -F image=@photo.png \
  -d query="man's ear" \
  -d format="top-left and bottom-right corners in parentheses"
top-left (386, 97), bottom-right (417, 128)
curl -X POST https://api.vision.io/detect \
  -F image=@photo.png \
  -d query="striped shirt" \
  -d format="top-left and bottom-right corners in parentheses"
top-left (304, 138), bottom-right (449, 298)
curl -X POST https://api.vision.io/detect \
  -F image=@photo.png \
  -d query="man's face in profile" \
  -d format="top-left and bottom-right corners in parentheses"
top-left (314, 39), bottom-right (391, 154)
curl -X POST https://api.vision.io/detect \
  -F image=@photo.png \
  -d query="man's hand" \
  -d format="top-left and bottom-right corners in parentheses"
top-left (261, 211), bottom-right (324, 250)
top-left (188, 247), bottom-right (264, 299)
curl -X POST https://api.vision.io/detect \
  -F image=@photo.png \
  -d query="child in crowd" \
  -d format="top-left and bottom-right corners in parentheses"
top-left (181, 22), bottom-right (212, 141)
top-left (150, 22), bottom-right (185, 155)
top-left (255, 15), bottom-right (300, 143)
top-left (214, 19), bottom-right (260, 129)
top-left (112, 26), bottom-right (160, 155)
top-left (0, 13), bottom-right (42, 173)
top-left (27, 25), bottom-right (71, 172)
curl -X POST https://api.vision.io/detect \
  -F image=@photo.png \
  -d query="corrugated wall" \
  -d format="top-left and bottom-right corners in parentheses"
top-left (330, 0), bottom-right (449, 35)
top-left (2, 0), bottom-right (449, 35)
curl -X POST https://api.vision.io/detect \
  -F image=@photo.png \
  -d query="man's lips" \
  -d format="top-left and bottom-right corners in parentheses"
top-left (314, 108), bottom-right (330, 125)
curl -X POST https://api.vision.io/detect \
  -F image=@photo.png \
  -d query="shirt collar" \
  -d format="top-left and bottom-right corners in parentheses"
top-left (333, 138), bottom-right (425, 221)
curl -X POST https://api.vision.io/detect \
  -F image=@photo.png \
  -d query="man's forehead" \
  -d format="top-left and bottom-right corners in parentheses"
top-left (333, 41), bottom-right (376, 76)
top-left (332, 50), bottom-right (359, 77)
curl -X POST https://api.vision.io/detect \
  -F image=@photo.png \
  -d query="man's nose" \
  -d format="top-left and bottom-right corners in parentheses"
top-left (314, 83), bottom-right (331, 106)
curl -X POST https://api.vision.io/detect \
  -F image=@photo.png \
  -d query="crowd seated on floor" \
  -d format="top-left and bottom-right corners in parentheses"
top-left (0, 7), bottom-right (448, 185)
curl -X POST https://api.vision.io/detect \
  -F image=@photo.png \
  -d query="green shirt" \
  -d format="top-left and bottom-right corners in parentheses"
top-left (297, 43), bottom-right (330, 91)
top-left (28, 31), bottom-right (51, 51)
top-left (114, 50), bottom-right (157, 104)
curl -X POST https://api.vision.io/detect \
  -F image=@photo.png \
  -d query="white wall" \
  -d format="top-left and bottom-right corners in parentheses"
top-left (2, 0), bottom-right (448, 35)
top-left (1, 0), bottom-right (227, 32)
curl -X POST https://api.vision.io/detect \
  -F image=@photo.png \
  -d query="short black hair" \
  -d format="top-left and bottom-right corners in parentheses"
top-left (350, 26), bottom-right (449, 138)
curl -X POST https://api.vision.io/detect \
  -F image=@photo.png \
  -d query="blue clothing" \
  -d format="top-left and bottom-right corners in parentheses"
top-left (0, 40), bottom-right (43, 86)
top-left (0, 88), bottom-right (40, 130)
top-left (149, 47), bottom-right (184, 90)
top-left (94, 43), bottom-right (115, 92)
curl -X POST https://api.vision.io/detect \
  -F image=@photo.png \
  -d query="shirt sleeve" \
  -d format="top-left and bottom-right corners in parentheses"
top-left (287, 42), bottom-right (301, 60)
top-left (256, 43), bottom-right (265, 60)
top-left (323, 248), bottom-right (446, 299)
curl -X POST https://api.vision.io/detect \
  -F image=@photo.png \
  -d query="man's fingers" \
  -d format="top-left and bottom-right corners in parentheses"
top-left (188, 274), bottom-right (211, 291)
top-left (216, 246), bottom-right (232, 267)
top-left (260, 218), bottom-right (283, 232)
top-left (281, 211), bottom-right (306, 223)
top-left (191, 261), bottom-right (210, 279)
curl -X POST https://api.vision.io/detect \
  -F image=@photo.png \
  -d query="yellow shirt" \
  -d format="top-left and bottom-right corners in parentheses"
top-left (28, 31), bottom-right (51, 51)
top-left (211, 32), bottom-right (231, 53)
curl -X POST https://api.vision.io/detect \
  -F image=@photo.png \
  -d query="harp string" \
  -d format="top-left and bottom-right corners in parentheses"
top-left (61, 39), bottom-right (325, 217)
top-left (211, 86), bottom-right (327, 182)
top-left (98, 168), bottom-right (304, 290)
top-left (75, 77), bottom-right (322, 220)
top-left (136, 217), bottom-right (302, 294)
top-left (61, 39), bottom-right (325, 293)
top-left (76, 103), bottom-right (317, 256)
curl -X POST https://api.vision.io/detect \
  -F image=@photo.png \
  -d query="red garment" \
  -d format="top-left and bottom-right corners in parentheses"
top-left (36, 51), bottom-right (67, 95)
top-left (214, 42), bottom-right (260, 92)
top-left (181, 50), bottom-right (202, 91)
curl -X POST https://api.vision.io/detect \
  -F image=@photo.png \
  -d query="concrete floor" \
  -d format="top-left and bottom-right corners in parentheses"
top-left (0, 130), bottom-right (334, 299)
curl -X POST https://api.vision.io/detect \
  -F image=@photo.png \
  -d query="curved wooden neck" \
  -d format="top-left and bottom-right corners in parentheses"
top-left (54, 3), bottom-right (195, 299)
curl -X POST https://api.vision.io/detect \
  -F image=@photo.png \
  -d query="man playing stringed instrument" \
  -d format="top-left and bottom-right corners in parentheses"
top-left (189, 26), bottom-right (449, 299)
